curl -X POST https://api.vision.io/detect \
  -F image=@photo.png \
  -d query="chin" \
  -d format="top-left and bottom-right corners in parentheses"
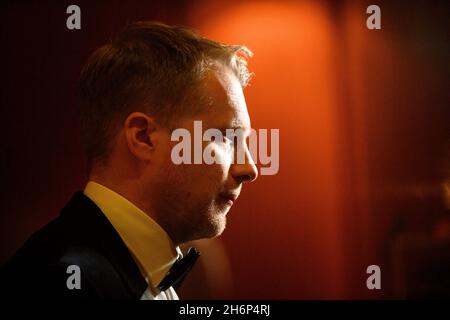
top-left (211, 222), bottom-right (226, 238)
top-left (197, 214), bottom-right (227, 240)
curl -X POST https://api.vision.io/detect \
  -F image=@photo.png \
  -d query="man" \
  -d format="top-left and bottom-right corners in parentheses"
top-left (0, 21), bottom-right (258, 299)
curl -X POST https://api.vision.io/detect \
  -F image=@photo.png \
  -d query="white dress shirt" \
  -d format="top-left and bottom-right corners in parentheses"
top-left (84, 181), bottom-right (182, 300)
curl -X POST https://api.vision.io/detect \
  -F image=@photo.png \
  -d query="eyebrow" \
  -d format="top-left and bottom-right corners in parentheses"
top-left (213, 116), bottom-right (251, 132)
top-left (218, 125), bottom-right (250, 132)
top-left (231, 118), bottom-right (249, 129)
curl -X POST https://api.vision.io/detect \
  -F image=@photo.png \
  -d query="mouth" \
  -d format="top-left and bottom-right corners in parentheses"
top-left (219, 192), bottom-right (239, 207)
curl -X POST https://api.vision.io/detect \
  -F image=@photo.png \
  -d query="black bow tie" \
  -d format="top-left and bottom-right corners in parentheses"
top-left (157, 247), bottom-right (200, 292)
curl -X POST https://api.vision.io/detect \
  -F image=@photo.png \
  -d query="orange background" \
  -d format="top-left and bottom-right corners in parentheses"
top-left (1, 0), bottom-right (449, 299)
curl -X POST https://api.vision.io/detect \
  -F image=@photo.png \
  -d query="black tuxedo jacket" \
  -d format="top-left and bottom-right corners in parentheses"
top-left (0, 192), bottom-right (149, 299)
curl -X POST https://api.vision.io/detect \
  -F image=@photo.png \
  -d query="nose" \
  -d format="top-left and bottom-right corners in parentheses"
top-left (230, 148), bottom-right (258, 184)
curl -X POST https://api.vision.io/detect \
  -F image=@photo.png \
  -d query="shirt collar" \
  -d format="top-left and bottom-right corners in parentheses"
top-left (84, 181), bottom-right (180, 288)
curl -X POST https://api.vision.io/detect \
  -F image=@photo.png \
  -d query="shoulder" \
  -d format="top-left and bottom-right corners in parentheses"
top-left (0, 192), bottom-right (139, 299)
top-left (1, 229), bottom-right (130, 299)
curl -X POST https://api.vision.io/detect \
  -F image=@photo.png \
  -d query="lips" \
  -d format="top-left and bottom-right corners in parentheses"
top-left (219, 192), bottom-right (239, 206)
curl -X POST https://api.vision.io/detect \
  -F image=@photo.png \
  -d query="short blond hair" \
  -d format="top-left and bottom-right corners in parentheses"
top-left (78, 21), bottom-right (253, 169)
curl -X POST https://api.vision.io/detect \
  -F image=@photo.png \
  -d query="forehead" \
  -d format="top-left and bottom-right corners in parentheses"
top-left (198, 65), bottom-right (251, 130)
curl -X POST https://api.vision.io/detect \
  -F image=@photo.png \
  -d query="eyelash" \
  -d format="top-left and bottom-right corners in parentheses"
top-left (224, 136), bottom-right (234, 145)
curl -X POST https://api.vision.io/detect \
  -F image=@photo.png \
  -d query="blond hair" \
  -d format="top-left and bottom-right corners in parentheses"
top-left (78, 21), bottom-right (253, 168)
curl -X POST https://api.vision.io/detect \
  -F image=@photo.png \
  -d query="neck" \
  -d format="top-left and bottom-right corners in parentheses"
top-left (89, 169), bottom-right (151, 220)
top-left (88, 166), bottom-right (182, 246)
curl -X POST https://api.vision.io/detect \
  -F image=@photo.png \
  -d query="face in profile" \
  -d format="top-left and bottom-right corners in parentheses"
top-left (152, 65), bottom-right (258, 244)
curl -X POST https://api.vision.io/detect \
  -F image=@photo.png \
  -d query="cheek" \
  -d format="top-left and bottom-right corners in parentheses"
top-left (208, 144), bottom-right (232, 178)
top-left (204, 163), bottom-right (228, 183)
top-left (205, 141), bottom-right (233, 163)
top-left (166, 160), bottom-right (226, 189)
top-left (161, 142), bottom-right (231, 192)
top-left (184, 161), bottom-right (230, 194)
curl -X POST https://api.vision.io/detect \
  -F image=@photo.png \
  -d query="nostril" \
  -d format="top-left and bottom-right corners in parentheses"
top-left (242, 173), bottom-right (256, 183)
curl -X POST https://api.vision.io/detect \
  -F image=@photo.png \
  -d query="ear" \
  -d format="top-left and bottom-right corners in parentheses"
top-left (123, 112), bottom-right (158, 162)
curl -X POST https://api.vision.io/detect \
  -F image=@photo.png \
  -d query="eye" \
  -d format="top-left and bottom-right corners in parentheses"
top-left (223, 136), bottom-right (235, 147)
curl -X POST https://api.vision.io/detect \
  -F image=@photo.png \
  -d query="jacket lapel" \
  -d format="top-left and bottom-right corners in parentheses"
top-left (59, 192), bottom-right (148, 299)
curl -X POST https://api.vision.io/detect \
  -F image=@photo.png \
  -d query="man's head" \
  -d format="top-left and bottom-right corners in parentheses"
top-left (78, 22), bottom-right (258, 244)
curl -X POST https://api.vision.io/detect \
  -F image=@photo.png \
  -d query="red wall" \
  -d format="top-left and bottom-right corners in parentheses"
top-left (1, 0), bottom-right (448, 299)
